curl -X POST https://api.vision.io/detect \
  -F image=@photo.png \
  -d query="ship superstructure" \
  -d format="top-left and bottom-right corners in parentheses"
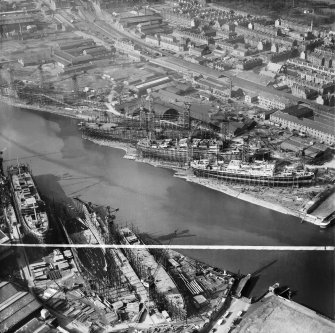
top-left (8, 164), bottom-right (49, 242)
top-left (191, 159), bottom-right (315, 186)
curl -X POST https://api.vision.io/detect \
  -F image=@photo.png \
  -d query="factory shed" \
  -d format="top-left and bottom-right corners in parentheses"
top-left (15, 317), bottom-right (60, 333)
top-left (18, 57), bottom-right (52, 67)
top-left (165, 83), bottom-right (193, 95)
top-left (58, 39), bottom-right (95, 51)
top-left (0, 281), bottom-right (42, 332)
top-left (149, 102), bottom-right (180, 120)
top-left (282, 105), bottom-right (314, 119)
top-left (189, 103), bottom-right (212, 123)
top-left (280, 139), bottom-right (302, 152)
top-left (229, 120), bottom-right (257, 137)
top-left (119, 14), bottom-right (162, 28)
top-left (193, 295), bottom-right (208, 309)
top-left (83, 46), bottom-right (109, 56)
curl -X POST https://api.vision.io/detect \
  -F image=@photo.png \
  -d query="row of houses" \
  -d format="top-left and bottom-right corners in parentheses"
top-left (235, 25), bottom-right (293, 48)
top-left (161, 9), bottom-right (195, 28)
top-left (270, 111), bottom-right (335, 145)
top-left (284, 74), bottom-right (335, 94)
top-left (145, 35), bottom-right (185, 52)
top-left (172, 29), bottom-right (210, 45)
top-left (114, 38), bottom-right (143, 61)
top-left (287, 58), bottom-right (335, 77)
top-left (308, 50), bottom-right (334, 69)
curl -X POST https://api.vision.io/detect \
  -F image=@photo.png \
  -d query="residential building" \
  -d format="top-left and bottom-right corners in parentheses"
top-left (309, 49), bottom-right (334, 69)
top-left (291, 84), bottom-right (318, 99)
top-left (245, 94), bottom-right (258, 103)
top-left (161, 39), bottom-right (185, 52)
top-left (232, 47), bottom-right (250, 57)
top-left (258, 92), bottom-right (292, 110)
top-left (270, 50), bottom-right (296, 63)
top-left (316, 93), bottom-right (335, 106)
top-left (287, 58), bottom-right (335, 76)
top-left (145, 35), bottom-right (160, 47)
top-left (284, 74), bottom-right (335, 95)
top-left (161, 10), bottom-right (195, 28)
top-left (115, 39), bottom-right (141, 54)
top-left (173, 29), bottom-right (209, 45)
top-left (236, 58), bottom-right (262, 70)
top-left (270, 111), bottom-right (335, 145)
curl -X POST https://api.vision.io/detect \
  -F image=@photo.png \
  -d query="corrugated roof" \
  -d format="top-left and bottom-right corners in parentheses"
top-left (0, 282), bottom-right (41, 332)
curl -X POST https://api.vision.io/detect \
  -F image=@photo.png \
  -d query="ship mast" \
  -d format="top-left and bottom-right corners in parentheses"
top-left (241, 136), bottom-right (249, 162)
top-left (185, 102), bottom-right (192, 166)
top-left (146, 89), bottom-right (154, 140)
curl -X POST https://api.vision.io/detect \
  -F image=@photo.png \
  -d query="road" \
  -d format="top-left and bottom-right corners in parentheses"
top-left (210, 298), bottom-right (250, 333)
top-left (59, 6), bottom-right (334, 122)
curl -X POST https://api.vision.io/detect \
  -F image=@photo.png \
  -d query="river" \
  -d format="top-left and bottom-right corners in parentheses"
top-left (0, 104), bottom-right (334, 319)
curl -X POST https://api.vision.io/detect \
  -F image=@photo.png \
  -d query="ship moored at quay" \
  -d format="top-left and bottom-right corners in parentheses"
top-left (191, 159), bottom-right (315, 187)
top-left (7, 164), bottom-right (50, 242)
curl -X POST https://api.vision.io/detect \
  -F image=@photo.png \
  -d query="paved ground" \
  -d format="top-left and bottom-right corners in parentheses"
top-left (235, 295), bottom-right (335, 333)
top-left (211, 298), bottom-right (250, 333)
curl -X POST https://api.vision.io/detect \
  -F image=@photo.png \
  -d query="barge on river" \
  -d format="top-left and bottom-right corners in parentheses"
top-left (8, 164), bottom-right (49, 242)
top-left (191, 159), bottom-right (315, 186)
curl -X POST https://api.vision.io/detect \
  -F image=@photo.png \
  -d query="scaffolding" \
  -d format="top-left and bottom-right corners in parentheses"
top-left (57, 199), bottom-right (132, 303)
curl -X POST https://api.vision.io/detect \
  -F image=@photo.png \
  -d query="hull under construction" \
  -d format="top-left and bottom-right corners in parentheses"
top-left (8, 164), bottom-right (49, 242)
top-left (137, 139), bottom-right (222, 163)
top-left (191, 160), bottom-right (315, 187)
top-left (81, 122), bottom-right (148, 144)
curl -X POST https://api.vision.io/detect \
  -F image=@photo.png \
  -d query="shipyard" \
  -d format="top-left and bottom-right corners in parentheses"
top-left (0, 0), bottom-right (334, 332)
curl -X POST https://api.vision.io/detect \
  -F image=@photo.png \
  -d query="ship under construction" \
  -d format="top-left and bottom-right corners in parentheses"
top-left (56, 197), bottom-right (186, 322)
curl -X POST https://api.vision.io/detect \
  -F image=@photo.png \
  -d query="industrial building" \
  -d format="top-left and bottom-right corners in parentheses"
top-left (0, 281), bottom-right (42, 332)
top-left (118, 14), bottom-right (163, 28)
top-left (270, 111), bottom-right (335, 145)
top-left (258, 92), bottom-right (292, 110)
top-left (130, 76), bottom-right (172, 94)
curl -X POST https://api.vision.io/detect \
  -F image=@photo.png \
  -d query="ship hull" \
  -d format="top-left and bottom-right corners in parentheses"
top-left (8, 165), bottom-right (49, 243)
top-left (193, 167), bottom-right (315, 187)
top-left (82, 127), bottom-right (147, 144)
top-left (137, 145), bottom-right (212, 163)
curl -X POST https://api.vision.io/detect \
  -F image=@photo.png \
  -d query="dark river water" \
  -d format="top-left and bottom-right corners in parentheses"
top-left (0, 104), bottom-right (334, 319)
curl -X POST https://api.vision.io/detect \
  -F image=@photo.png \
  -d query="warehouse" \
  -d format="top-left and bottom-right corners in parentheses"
top-left (118, 14), bottom-right (162, 28)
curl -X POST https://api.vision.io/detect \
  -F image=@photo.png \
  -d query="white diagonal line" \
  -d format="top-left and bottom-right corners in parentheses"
top-left (0, 243), bottom-right (334, 251)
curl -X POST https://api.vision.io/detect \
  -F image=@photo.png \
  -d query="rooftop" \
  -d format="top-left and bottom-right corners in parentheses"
top-left (272, 111), bottom-right (335, 136)
top-left (0, 281), bottom-right (41, 332)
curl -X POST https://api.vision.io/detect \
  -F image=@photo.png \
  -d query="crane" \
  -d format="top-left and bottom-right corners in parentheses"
top-left (39, 275), bottom-right (109, 325)
top-left (29, 61), bottom-right (48, 89)
top-left (150, 229), bottom-right (178, 285)
top-left (131, 230), bottom-right (178, 331)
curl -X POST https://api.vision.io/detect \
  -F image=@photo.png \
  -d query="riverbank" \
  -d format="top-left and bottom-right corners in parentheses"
top-left (1, 100), bottom-right (329, 228)
top-left (82, 136), bottom-right (329, 228)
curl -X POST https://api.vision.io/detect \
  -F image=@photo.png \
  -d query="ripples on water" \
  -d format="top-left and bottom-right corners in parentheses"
top-left (0, 105), bottom-right (334, 318)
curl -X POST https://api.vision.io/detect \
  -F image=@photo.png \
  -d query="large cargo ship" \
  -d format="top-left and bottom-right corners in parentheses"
top-left (137, 138), bottom-right (223, 163)
top-left (191, 159), bottom-right (315, 186)
top-left (8, 164), bottom-right (49, 242)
